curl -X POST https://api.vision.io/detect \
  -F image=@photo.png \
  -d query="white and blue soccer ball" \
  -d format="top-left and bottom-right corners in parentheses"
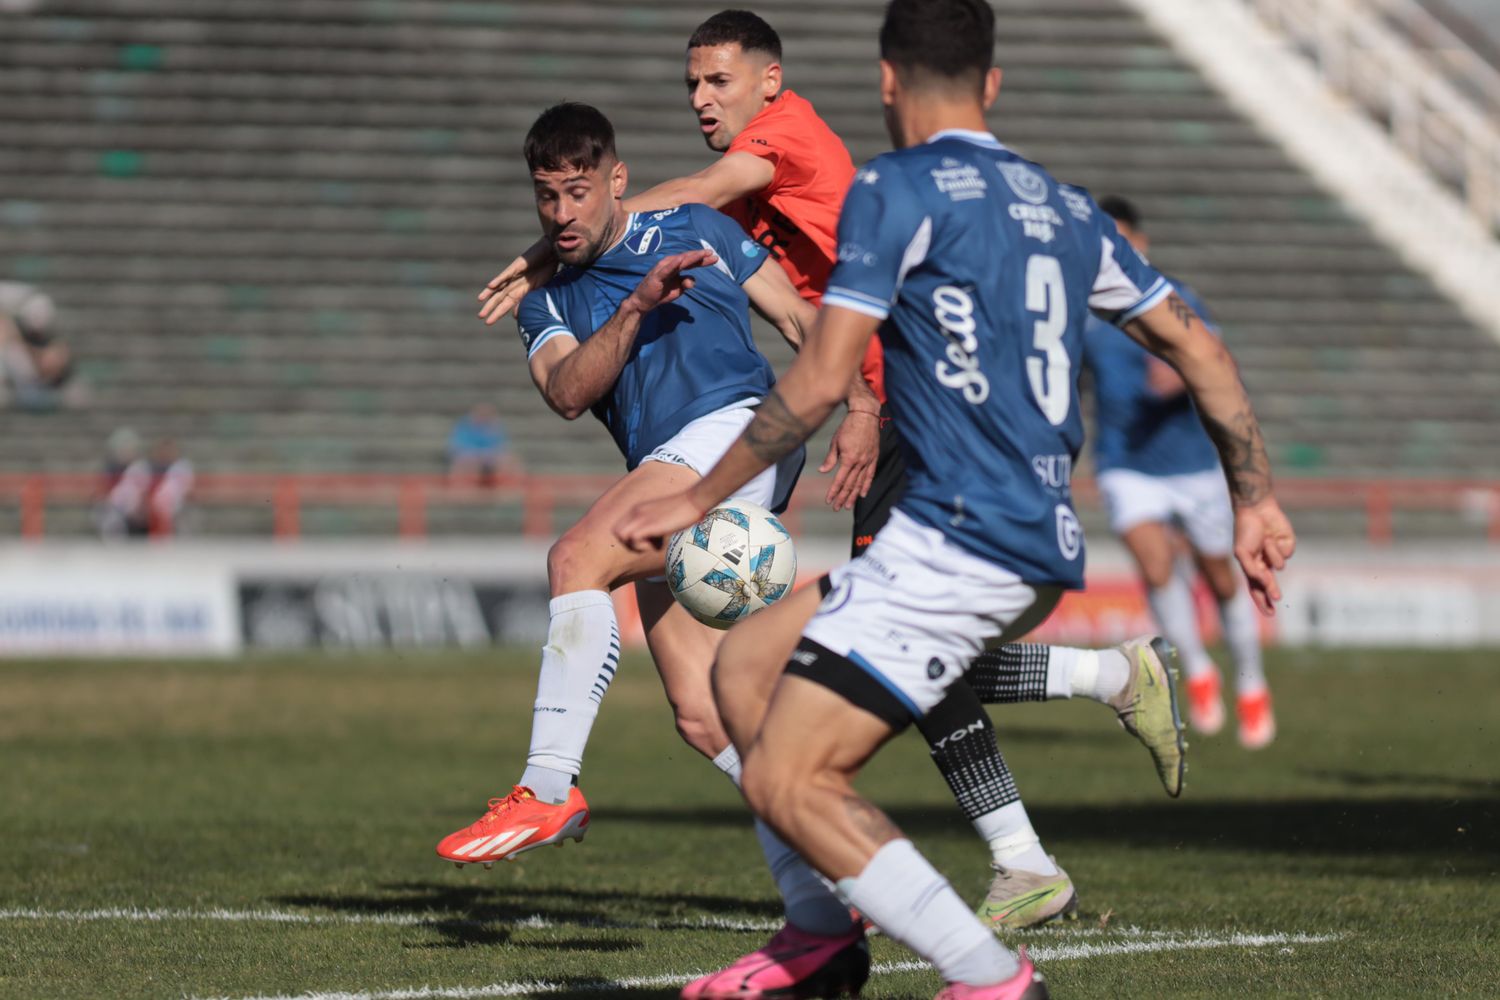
top-left (666, 500), bottom-right (798, 630)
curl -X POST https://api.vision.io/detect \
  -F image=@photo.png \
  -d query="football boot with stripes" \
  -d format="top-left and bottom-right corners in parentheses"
top-left (681, 922), bottom-right (869, 999)
top-left (436, 786), bottom-right (589, 867)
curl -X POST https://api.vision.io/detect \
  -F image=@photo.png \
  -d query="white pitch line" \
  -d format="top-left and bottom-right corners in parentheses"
top-left (191, 931), bottom-right (1343, 1000)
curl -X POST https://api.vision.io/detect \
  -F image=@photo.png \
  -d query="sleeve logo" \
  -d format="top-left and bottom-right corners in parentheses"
top-left (740, 239), bottom-right (763, 259)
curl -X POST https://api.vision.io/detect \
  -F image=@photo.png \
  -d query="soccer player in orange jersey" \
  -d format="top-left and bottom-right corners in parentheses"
top-left (468, 11), bottom-right (1184, 934)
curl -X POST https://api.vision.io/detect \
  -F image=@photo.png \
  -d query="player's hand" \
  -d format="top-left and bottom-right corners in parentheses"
top-left (625, 249), bottom-right (718, 314)
top-left (820, 410), bottom-right (880, 512)
top-left (477, 242), bottom-right (557, 324)
top-left (1232, 496), bottom-right (1297, 616)
top-left (615, 491), bottom-right (709, 554)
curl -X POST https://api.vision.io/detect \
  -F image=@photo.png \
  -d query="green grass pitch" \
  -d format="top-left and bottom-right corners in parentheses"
top-left (0, 647), bottom-right (1495, 998)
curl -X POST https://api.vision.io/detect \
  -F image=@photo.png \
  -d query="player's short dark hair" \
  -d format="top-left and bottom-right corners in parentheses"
top-left (688, 9), bottom-right (782, 60)
top-left (879, 0), bottom-right (994, 89)
top-left (1098, 195), bottom-right (1143, 230)
top-left (523, 102), bottom-right (617, 175)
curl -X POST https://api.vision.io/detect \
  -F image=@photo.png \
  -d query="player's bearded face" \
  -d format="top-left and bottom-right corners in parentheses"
top-left (533, 161), bottom-right (624, 267)
top-left (686, 44), bottom-right (778, 152)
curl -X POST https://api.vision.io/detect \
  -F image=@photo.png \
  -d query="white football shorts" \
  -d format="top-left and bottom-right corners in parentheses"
top-left (798, 510), bottom-right (1063, 721)
top-left (641, 398), bottom-right (802, 513)
top-left (1096, 467), bottom-right (1233, 556)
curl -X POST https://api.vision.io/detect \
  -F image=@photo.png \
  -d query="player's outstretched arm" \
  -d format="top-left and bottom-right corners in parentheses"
top-left (1122, 293), bottom-right (1296, 614)
top-left (529, 249), bottom-right (716, 420)
top-left (615, 304), bottom-right (878, 552)
top-left (622, 153), bottom-right (775, 215)
top-left (479, 239), bottom-right (558, 325)
top-left (741, 260), bottom-right (881, 510)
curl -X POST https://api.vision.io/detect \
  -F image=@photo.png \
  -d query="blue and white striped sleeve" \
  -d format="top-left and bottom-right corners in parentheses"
top-left (1089, 222), bottom-right (1172, 323)
top-left (517, 288), bottom-right (578, 359)
top-left (823, 160), bottom-right (929, 321)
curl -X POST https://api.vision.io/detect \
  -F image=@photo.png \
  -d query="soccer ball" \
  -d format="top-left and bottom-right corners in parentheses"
top-left (666, 501), bottom-right (798, 630)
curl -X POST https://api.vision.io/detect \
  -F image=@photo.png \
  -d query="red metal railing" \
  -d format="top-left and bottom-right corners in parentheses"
top-left (1, 471), bottom-right (1498, 544)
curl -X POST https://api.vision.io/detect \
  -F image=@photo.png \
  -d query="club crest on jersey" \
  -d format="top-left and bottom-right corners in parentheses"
top-left (998, 161), bottom-right (1049, 205)
top-left (626, 225), bottom-right (664, 255)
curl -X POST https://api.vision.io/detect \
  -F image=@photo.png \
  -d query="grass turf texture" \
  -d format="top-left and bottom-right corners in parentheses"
top-left (0, 648), bottom-right (1494, 999)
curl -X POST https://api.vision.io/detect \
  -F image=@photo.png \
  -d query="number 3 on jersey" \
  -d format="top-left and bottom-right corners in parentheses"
top-left (1025, 254), bottom-right (1070, 426)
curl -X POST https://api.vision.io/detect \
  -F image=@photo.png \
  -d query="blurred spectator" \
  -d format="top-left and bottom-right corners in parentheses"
top-left (98, 433), bottom-right (194, 538)
top-left (0, 281), bottom-right (85, 411)
top-left (448, 402), bottom-right (517, 485)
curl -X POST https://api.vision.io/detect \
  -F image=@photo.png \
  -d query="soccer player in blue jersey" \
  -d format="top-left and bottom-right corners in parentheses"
top-left (434, 102), bottom-right (880, 869)
top-left (1085, 196), bottom-right (1274, 747)
top-left (617, 1), bottom-right (1296, 996)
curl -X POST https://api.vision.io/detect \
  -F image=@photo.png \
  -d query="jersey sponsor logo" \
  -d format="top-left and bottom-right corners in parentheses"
top-left (930, 158), bottom-right (988, 201)
top-left (739, 239), bottom-right (764, 260)
top-left (647, 207), bottom-right (681, 221)
top-left (1055, 504), bottom-right (1083, 560)
top-left (856, 166), bottom-right (880, 185)
top-left (1032, 453), bottom-right (1073, 491)
top-left (838, 242), bottom-right (878, 266)
top-left (931, 285), bottom-right (991, 405)
top-left (1009, 203), bottom-right (1063, 244)
top-left (1059, 187), bottom-right (1094, 221)
top-left (997, 161), bottom-right (1049, 205)
top-left (626, 225), bottom-right (664, 255)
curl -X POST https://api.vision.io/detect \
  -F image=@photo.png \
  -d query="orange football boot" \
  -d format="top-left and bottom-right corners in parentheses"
top-left (1185, 669), bottom-right (1225, 736)
top-left (1237, 688), bottom-right (1276, 750)
top-left (436, 785), bottom-right (589, 867)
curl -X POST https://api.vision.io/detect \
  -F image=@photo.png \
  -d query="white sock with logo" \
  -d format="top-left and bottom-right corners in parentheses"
top-left (836, 839), bottom-right (1020, 986)
top-left (520, 591), bottom-right (619, 805)
top-left (1148, 576), bottom-right (1213, 678)
top-left (1220, 586), bottom-right (1267, 695)
top-left (973, 800), bottom-right (1058, 875)
top-left (714, 745), bottom-right (854, 936)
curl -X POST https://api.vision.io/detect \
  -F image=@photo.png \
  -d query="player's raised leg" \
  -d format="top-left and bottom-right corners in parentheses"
top-left (436, 461), bottom-right (702, 866)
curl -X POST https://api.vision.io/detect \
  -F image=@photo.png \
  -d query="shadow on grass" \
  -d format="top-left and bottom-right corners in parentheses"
top-left (597, 795), bottom-right (1498, 872)
top-left (274, 882), bottom-right (779, 950)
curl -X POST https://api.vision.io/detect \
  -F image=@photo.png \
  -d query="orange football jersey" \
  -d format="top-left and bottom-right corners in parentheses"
top-left (723, 90), bottom-right (886, 401)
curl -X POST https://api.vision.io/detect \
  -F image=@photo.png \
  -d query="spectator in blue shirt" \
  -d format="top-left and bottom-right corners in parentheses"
top-left (448, 402), bottom-right (517, 485)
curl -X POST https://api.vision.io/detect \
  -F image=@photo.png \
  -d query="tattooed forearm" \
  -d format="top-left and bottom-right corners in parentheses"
top-left (1201, 404), bottom-right (1273, 506)
top-left (1166, 292), bottom-right (1198, 330)
top-left (745, 388), bottom-right (815, 464)
top-left (842, 795), bottom-right (903, 846)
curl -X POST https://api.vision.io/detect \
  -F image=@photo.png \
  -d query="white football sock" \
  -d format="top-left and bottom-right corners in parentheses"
top-left (522, 590), bottom-right (619, 804)
top-left (1042, 646), bottom-right (1130, 702)
top-left (1220, 585), bottom-right (1267, 696)
top-left (837, 839), bottom-right (1019, 986)
top-left (972, 800), bottom-right (1058, 875)
top-left (715, 745), bottom-right (854, 936)
top-left (1148, 575), bottom-right (1214, 678)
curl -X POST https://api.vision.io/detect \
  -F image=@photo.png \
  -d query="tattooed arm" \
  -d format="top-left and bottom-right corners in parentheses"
top-left (613, 304), bottom-right (879, 551)
top-left (1121, 293), bottom-right (1296, 611)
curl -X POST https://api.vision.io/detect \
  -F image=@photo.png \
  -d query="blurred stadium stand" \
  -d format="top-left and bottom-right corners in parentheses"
top-left (2, 0), bottom-right (1500, 537)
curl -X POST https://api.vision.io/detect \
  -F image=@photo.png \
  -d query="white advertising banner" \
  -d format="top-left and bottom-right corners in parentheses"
top-left (0, 547), bottom-right (238, 656)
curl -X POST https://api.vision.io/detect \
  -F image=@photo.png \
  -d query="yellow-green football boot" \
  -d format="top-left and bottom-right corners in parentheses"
top-left (977, 860), bottom-right (1079, 929)
top-left (1110, 636), bottom-right (1188, 798)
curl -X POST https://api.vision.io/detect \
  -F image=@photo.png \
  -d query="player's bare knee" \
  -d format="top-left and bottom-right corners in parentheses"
top-left (547, 530), bottom-right (604, 593)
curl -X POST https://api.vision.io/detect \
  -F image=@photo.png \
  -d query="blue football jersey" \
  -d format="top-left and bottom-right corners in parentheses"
top-left (517, 205), bottom-right (777, 469)
top-left (1084, 279), bottom-right (1222, 477)
top-left (824, 130), bottom-right (1171, 587)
